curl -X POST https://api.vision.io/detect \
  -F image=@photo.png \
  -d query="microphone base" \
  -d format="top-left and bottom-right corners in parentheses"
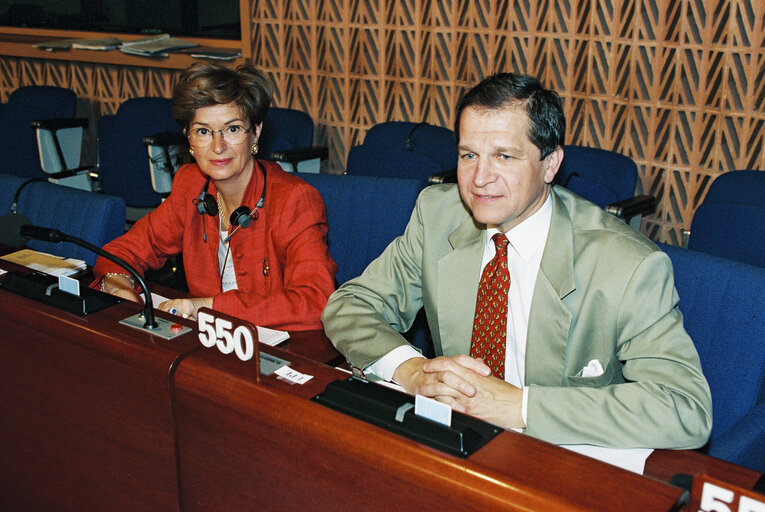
top-left (0, 270), bottom-right (123, 316)
top-left (120, 312), bottom-right (192, 340)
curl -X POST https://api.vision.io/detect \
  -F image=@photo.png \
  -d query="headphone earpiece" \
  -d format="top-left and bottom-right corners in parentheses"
top-left (230, 206), bottom-right (255, 229)
top-left (194, 176), bottom-right (218, 216)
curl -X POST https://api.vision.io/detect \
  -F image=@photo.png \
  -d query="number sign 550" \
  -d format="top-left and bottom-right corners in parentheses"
top-left (197, 310), bottom-right (255, 362)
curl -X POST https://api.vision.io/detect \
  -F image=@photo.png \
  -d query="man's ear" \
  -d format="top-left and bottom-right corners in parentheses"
top-left (543, 146), bottom-right (564, 184)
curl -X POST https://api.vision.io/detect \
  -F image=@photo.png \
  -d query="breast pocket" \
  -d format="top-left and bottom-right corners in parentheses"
top-left (565, 360), bottom-right (619, 388)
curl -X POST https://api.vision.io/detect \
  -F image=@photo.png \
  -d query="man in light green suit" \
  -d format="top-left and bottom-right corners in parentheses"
top-left (322, 73), bottom-right (712, 449)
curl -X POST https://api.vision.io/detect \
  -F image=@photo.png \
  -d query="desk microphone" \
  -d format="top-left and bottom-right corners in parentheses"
top-left (20, 224), bottom-right (159, 330)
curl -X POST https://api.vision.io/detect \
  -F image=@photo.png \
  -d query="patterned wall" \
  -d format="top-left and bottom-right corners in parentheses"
top-left (2, 0), bottom-right (763, 243)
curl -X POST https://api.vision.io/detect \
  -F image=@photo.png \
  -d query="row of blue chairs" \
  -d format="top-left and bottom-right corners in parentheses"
top-left (1, 85), bottom-right (327, 213)
top-left (0, 168), bottom-right (763, 472)
top-left (344, 121), bottom-right (657, 227)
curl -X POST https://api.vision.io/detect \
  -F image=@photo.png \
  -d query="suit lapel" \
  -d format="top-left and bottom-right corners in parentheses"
top-left (525, 189), bottom-right (576, 386)
top-left (436, 217), bottom-right (484, 357)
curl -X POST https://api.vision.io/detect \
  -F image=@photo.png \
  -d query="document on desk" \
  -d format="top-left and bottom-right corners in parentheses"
top-left (1, 249), bottom-right (87, 277)
top-left (559, 445), bottom-right (653, 474)
top-left (151, 293), bottom-right (289, 345)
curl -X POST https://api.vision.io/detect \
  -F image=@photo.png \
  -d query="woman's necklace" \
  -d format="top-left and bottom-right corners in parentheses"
top-left (216, 192), bottom-right (230, 231)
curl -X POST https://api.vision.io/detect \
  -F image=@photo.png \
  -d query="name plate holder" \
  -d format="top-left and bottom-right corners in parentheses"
top-left (0, 270), bottom-right (123, 315)
top-left (691, 474), bottom-right (765, 512)
top-left (311, 376), bottom-right (502, 458)
top-left (196, 307), bottom-right (290, 379)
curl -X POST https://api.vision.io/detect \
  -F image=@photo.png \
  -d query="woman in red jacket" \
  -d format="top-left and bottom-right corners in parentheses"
top-left (93, 63), bottom-right (337, 331)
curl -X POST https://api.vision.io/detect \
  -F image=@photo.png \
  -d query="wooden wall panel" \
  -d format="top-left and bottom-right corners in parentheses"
top-left (251, 0), bottom-right (764, 242)
top-left (1, 0), bottom-right (762, 242)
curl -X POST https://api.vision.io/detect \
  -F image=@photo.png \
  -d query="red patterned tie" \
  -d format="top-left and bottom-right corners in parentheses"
top-left (469, 233), bottom-right (510, 379)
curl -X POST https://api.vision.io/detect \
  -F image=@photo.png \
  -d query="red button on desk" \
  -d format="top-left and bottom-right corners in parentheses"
top-left (171, 323), bottom-right (183, 332)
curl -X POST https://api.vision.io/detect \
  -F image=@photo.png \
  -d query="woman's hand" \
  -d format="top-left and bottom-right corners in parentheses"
top-left (158, 297), bottom-right (213, 320)
top-left (100, 274), bottom-right (141, 303)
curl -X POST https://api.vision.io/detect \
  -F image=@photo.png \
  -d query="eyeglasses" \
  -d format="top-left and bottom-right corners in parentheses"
top-left (186, 125), bottom-right (252, 147)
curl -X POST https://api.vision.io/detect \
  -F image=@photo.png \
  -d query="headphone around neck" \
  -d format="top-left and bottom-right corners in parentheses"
top-left (193, 159), bottom-right (267, 242)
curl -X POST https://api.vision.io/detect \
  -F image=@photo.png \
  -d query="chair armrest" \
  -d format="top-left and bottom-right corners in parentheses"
top-left (142, 132), bottom-right (186, 147)
top-left (31, 117), bottom-right (89, 131)
top-left (270, 145), bottom-right (329, 166)
top-left (47, 165), bottom-right (96, 180)
top-left (428, 168), bottom-right (457, 184)
top-left (143, 132), bottom-right (187, 195)
top-left (605, 194), bottom-right (656, 222)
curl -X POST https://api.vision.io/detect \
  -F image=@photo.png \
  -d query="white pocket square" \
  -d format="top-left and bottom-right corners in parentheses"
top-left (579, 359), bottom-right (605, 378)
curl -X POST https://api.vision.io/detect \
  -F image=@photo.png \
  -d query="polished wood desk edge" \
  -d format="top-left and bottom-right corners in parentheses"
top-left (172, 347), bottom-right (686, 511)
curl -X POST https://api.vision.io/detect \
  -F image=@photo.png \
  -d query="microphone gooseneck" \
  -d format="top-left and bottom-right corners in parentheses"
top-left (20, 224), bottom-right (159, 329)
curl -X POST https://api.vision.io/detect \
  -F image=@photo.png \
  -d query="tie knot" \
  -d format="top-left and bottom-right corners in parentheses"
top-left (492, 233), bottom-right (509, 254)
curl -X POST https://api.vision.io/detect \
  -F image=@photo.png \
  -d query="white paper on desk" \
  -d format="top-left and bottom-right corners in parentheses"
top-left (151, 292), bottom-right (289, 345)
top-left (560, 445), bottom-right (653, 474)
top-left (0, 249), bottom-right (86, 277)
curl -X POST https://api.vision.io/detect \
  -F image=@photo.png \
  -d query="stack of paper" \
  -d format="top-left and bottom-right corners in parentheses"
top-left (120, 34), bottom-right (198, 57)
top-left (256, 326), bottom-right (290, 346)
top-left (71, 38), bottom-right (122, 51)
top-left (0, 249), bottom-right (87, 277)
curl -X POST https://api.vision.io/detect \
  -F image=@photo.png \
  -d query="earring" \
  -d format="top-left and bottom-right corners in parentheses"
top-left (251, 142), bottom-right (259, 156)
top-left (189, 147), bottom-right (196, 158)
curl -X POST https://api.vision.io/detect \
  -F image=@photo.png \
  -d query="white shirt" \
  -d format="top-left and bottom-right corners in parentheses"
top-left (368, 193), bottom-right (554, 425)
top-left (218, 227), bottom-right (238, 292)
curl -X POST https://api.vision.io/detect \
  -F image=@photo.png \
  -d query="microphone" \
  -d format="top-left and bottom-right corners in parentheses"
top-left (20, 224), bottom-right (159, 329)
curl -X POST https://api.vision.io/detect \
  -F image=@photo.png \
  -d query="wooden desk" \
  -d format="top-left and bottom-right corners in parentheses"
top-left (0, 275), bottom-right (200, 511)
top-left (172, 346), bottom-right (686, 511)
top-left (0, 261), bottom-right (761, 511)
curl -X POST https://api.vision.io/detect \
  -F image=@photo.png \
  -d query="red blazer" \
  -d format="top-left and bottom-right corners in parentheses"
top-left (93, 161), bottom-right (337, 331)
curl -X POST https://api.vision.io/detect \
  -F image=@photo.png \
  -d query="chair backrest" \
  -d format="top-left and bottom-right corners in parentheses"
top-left (295, 172), bottom-right (422, 286)
top-left (98, 97), bottom-right (181, 207)
top-left (0, 86), bottom-right (77, 180)
top-left (557, 145), bottom-right (638, 208)
top-left (658, 242), bottom-right (765, 466)
top-left (345, 146), bottom-right (443, 184)
top-left (345, 121), bottom-right (458, 185)
top-left (687, 170), bottom-right (765, 267)
top-left (258, 107), bottom-right (314, 160)
top-left (0, 173), bottom-right (126, 266)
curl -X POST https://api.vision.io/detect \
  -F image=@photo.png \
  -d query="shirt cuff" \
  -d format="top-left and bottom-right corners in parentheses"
top-left (521, 386), bottom-right (529, 426)
top-left (366, 344), bottom-right (426, 382)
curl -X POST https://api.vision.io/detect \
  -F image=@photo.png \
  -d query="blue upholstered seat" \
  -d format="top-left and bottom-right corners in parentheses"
top-left (97, 97), bottom-right (182, 208)
top-left (659, 242), bottom-right (765, 472)
top-left (258, 107), bottom-right (327, 173)
top-left (296, 172), bottom-right (422, 285)
top-left (687, 170), bottom-right (765, 268)
top-left (345, 121), bottom-right (457, 186)
top-left (557, 145), bottom-right (655, 225)
top-left (0, 86), bottom-right (78, 180)
top-left (0, 173), bottom-right (126, 267)
top-left (296, 172), bottom-right (431, 355)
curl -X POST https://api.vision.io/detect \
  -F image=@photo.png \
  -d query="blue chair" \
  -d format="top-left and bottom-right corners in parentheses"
top-left (259, 107), bottom-right (328, 174)
top-left (658, 242), bottom-right (765, 472)
top-left (296, 172), bottom-right (431, 355)
top-left (557, 145), bottom-right (656, 226)
top-left (0, 86), bottom-right (79, 181)
top-left (0, 173), bottom-right (126, 267)
top-left (296, 173), bottom-right (421, 285)
top-left (687, 170), bottom-right (765, 268)
top-left (97, 97), bottom-right (183, 209)
top-left (346, 121), bottom-right (458, 186)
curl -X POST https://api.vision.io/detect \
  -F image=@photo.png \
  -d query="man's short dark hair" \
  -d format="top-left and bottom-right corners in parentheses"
top-left (454, 72), bottom-right (565, 159)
